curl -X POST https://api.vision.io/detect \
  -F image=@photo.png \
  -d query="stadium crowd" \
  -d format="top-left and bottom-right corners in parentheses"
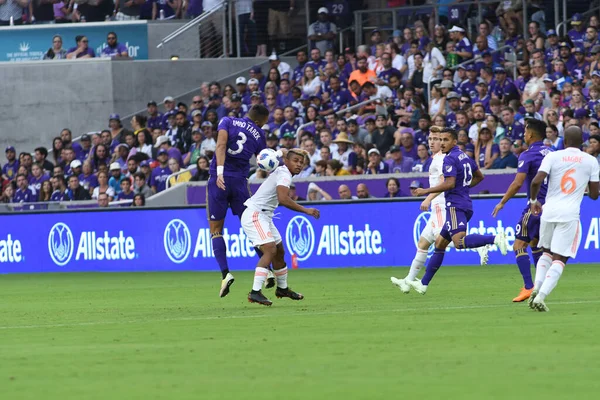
top-left (3, 2), bottom-right (600, 206)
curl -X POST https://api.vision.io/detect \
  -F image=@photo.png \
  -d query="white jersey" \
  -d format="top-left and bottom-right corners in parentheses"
top-left (244, 165), bottom-right (292, 216)
top-left (539, 148), bottom-right (600, 222)
top-left (428, 151), bottom-right (446, 207)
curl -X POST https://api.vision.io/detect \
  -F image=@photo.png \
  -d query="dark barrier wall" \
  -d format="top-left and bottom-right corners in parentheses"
top-left (0, 197), bottom-right (598, 274)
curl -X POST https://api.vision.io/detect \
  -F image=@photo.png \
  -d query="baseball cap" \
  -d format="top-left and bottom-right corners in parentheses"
top-left (347, 119), bottom-right (358, 125)
top-left (251, 91), bottom-right (262, 98)
top-left (70, 160), bottom-right (82, 169)
top-left (140, 160), bottom-right (150, 167)
top-left (389, 145), bottom-right (401, 153)
top-left (559, 42), bottom-right (571, 49)
top-left (147, 100), bottom-right (157, 106)
top-left (371, 29), bottom-right (380, 34)
top-left (235, 76), bottom-right (247, 85)
top-left (409, 180), bottom-right (422, 189)
top-left (571, 13), bottom-right (582, 24)
top-left (261, 124), bottom-right (271, 132)
top-left (481, 50), bottom-right (491, 57)
top-left (547, 29), bottom-right (557, 37)
top-left (447, 91), bottom-right (460, 100)
top-left (109, 162), bottom-right (121, 171)
top-left (592, 70), bottom-right (600, 78)
top-left (249, 65), bottom-right (262, 74)
top-left (5, 146), bottom-right (15, 153)
top-left (448, 25), bottom-right (465, 33)
top-left (477, 80), bottom-right (487, 86)
top-left (81, 134), bottom-right (91, 141)
top-left (282, 132), bottom-right (295, 139)
top-left (248, 78), bottom-right (259, 85)
top-left (318, 7), bottom-right (328, 14)
top-left (268, 53), bottom-right (279, 61)
top-left (574, 46), bottom-right (585, 54)
top-left (267, 133), bottom-right (278, 141)
top-left (116, 143), bottom-right (129, 151)
top-left (440, 80), bottom-right (453, 89)
top-left (457, 65), bottom-right (466, 70)
top-left (592, 45), bottom-right (600, 55)
top-left (109, 113), bottom-right (120, 121)
top-left (157, 148), bottom-right (168, 156)
top-left (191, 109), bottom-right (202, 117)
top-left (163, 96), bottom-right (175, 103)
top-left (154, 135), bottom-right (170, 148)
top-left (524, 99), bottom-right (534, 105)
top-left (543, 76), bottom-right (553, 82)
top-left (201, 121), bottom-right (213, 127)
top-left (367, 148), bottom-right (380, 156)
top-left (393, 29), bottom-right (402, 37)
top-left (231, 93), bottom-right (242, 102)
top-left (300, 94), bottom-right (311, 101)
top-left (494, 66), bottom-right (506, 74)
top-left (466, 65), bottom-right (475, 72)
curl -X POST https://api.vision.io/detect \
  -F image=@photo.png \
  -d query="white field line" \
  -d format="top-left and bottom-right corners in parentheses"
top-left (0, 299), bottom-right (599, 330)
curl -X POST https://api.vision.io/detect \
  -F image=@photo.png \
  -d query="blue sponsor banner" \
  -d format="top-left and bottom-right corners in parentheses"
top-left (0, 21), bottom-right (148, 62)
top-left (0, 197), bottom-right (598, 273)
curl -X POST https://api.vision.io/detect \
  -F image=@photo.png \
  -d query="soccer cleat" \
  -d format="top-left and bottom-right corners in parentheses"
top-left (532, 298), bottom-right (549, 312)
top-left (219, 273), bottom-right (235, 298)
top-left (390, 276), bottom-right (411, 294)
top-left (407, 279), bottom-right (428, 295)
top-left (265, 269), bottom-right (276, 289)
top-left (476, 245), bottom-right (490, 266)
top-left (512, 287), bottom-right (533, 302)
top-left (248, 290), bottom-right (272, 306)
top-left (494, 231), bottom-right (509, 256)
top-left (528, 290), bottom-right (538, 309)
top-left (275, 287), bottom-right (304, 300)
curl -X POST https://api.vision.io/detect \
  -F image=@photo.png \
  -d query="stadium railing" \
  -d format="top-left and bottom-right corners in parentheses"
top-left (165, 165), bottom-right (198, 190)
top-left (556, 5), bottom-right (600, 36)
top-left (0, 199), bottom-right (133, 213)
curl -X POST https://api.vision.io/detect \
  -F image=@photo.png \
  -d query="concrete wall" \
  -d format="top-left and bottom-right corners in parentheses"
top-left (147, 21), bottom-right (201, 60)
top-left (0, 56), bottom-right (295, 155)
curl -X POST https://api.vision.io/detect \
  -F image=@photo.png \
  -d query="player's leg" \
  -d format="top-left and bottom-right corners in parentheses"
top-left (532, 220), bottom-right (580, 312)
top-left (272, 242), bottom-right (304, 300)
top-left (391, 224), bottom-right (432, 293)
top-left (248, 241), bottom-right (277, 306)
top-left (529, 218), bottom-right (555, 306)
top-left (511, 210), bottom-right (541, 301)
top-left (207, 178), bottom-right (235, 296)
top-left (253, 246), bottom-right (276, 289)
top-left (453, 209), bottom-right (508, 255)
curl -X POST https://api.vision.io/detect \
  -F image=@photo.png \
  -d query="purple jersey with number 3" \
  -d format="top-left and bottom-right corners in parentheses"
top-left (210, 116), bottom-right (267, 178)
top-left (442, 145), bottom-right (478, 211)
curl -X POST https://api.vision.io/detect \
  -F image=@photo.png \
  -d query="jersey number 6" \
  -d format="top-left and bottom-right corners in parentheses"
top-left (560, 168), bottom-right (576, 195)
top-left (228, 132), bottom-right (247, 155)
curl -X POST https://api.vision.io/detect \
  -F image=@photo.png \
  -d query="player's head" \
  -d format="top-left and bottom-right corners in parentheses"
top-left (439, 128), bottom-right (457, 153)
top-left (285, 149), bottom-right (306, 175)
top-left (564, 126), bottom-right (584, 149)
top-left (524, 118), bottom-right (547, 145)
top-left (248, 104), bottom-right (270, 127)
top-left (428, 126), bottom-right (443, 153)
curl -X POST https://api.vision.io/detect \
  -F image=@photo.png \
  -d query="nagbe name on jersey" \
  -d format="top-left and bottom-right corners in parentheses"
top-left (562, 155), bottom-right (584, 163)
top-left (231, 119), bottom-right (262, 140)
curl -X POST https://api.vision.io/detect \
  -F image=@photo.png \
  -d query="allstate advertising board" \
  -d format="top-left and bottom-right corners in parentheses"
top-left (0, 198), bottom-right (598, 273)
top-left (0, 21), bottom-right (148, 62)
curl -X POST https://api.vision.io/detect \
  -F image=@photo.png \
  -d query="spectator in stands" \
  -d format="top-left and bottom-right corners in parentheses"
top-left (150, 149), bottom-right (170, 193)
top-left (544, 124), bottom-right (563, 150)
top-left (43, 35), bottom-right (67, 60)
top-left (412, 143), bottom-right (432, 172)
top-left (0, 0), bottom-right (29, 25)
top-left (371, 114), bottom-right (394, 155)
top-left (331, 133), bottom-right (357, 173)
top-left (117, 179), bottom-right (135, 201)
top-left (2, 146), bottom-right (18, 181)
top-left (33, 147), bottom-right (53, 174)
top-left (2, 184), bottom-right (14, 203)
top-left (108, 162), bottom-right (125, 194)
top-left (326, 159), bottom-right (350, 176)
top-left (65, 175), bottom-right (91, 201)
top-left (50, 175), bottom-right (66, 201)
top-left (101, 32), bottom-right (129, 58)
top-left (474, 125), bottom-right (499, 169)
top-left (66, 35), bottom-right (95, 59)
top-left (190, 156), bottom-right (209, 181)
top-left (93, 171), bottom-right (114, 201)
top-left (383, 177), bottom-right (402, 198)
top-left (133, 172), bottom-right (153, 198)
top-left (132, 193), bottom-right (145, 207)
top-left (356, 183), bottom-right (372, 199)
top-left (365, 148), bottom-right (389, 174)
top-left (337, 184), bottom-right (356, 200)
top-left (154, 135), bottom-right (183, 166)
top-left (115, 0), bottom-right (144, 21)
top-left (313, 159), bottom-right (327, 176)
top-left (51, 137), bottom-right (63, 166)
top-left (13, 174), bottom-right (37, 203)
top-left (588, 135), bottom-right (600, 164)
top-left (111, 144), bottom-right (129, 172)
top-left (308, 7), bottom-right (336, 55)
top-left (491, 138), bottom-right (519, 169)
top-left (79, 161), bottom-right (98, 193)
top-left (448, 25), bottom-right (472, 63)
top-left (385, 145), bottom-right (413, 173)
top-left (307, 182), bottom-right (332, 201)
top-left (167, 158), bottom-right (191, 187)
top-left (53, 165), bottom-right (64, 180)
top-left (152, 0), bottom-right (177, 19)
top-left (349, 57), bottom-right (376, 87)
top-left (39, 180), bottom-right (52, 202)
top-left (97, 192), bottom-right (110, 208)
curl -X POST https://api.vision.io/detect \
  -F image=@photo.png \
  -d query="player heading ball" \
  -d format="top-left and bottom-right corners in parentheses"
top-left (241, 149), bottom-right (320, 306)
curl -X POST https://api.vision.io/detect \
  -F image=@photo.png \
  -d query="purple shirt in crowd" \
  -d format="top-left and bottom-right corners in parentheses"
top-left (101, 43), bottom-right (129, 58)
top-left (79, 173), bottom-right (98, 191)
top-left (150, 165), bottom-right (171, 193)
top-left (385, 157), bottom-right (413, 173)
top-left (29, 174), bottom-right (50, 193)
top-left (2, 160), bottom-right (19, 180)
top-left (13, 188), bottom-right (37, 203)
top-left (209, 116), bottom-right (266, 178)
top-left (443, 145), bottom-right (478, 211)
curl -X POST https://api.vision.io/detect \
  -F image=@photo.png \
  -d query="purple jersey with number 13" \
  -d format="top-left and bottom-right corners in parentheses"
top-left (209, 116), bottom-right (267, 178)
top-left (442, 145), bottom-right (478, 211)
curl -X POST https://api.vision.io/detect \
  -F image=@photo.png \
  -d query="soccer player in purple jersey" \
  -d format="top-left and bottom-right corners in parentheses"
top-left (492, 119), bottom-right (552, 302)
top-left (410, 128), bottom-right (509, 294)
top-left (209, 105), bottom-right (270, 297)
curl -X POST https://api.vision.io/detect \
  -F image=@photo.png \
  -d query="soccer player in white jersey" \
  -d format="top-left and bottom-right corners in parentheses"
top-left (241, 149), bottom-right (321, 306)
top-left (391, 127), bottom-right (489, 293)
top-left (528, 126), bottom-right (599, 312)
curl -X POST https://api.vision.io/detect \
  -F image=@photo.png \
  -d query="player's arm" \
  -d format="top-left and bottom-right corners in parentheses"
top-left (415, 176), bottom-right (455, 196)
top-left (492, 172), bottom-right (526, 216)
top-left (588, 181), bottom-right (599, 200)
top-left (277, 185), bottom-right (320, 218)
top-left (529, 170), bottom-right (547, 215)
top-left (215, 129), bottom-right (228, 189)
top-left (419, 175), bottom-right (443, 211)
top-left (469, 168), bottom-right (484, 188)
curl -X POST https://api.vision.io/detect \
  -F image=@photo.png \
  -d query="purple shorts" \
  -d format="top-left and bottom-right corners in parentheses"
top-left (515, 206), bottom-right (540, 243)
top-left (206, 176), bottom-right (251, 221)
top-left (440, 207), bottom-right (473, 241)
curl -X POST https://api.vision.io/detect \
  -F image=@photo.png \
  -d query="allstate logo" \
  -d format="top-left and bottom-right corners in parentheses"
top-left (164, 219), bottom-right (191, 263)
top-left (48, 222), bottom-right (74, 266)
top-left (286, 216), bottom-right (315, 261)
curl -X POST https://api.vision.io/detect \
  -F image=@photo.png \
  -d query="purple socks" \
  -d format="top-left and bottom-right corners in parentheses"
top-left (212, 235), bottom-right (229, 279)
top-left (421, 249), bottom-right (446, 285)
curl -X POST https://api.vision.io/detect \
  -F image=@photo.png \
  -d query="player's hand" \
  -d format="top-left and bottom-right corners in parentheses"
top-left (531, 202), bottom-right (542, 216)
top-left (413, 188), bottom-right (427, 197)
top-left (216, 175), bottom-right (226, 190)
top-left (306, 208), bottom-right (320, 219)
top-left (491, 202), bottom-right (503, 217)
top-left (419, 198), bottom-right (430, 211)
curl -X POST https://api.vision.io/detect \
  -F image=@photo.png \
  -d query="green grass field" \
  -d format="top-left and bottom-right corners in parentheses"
top-left (1, 266), bottom-right (600, 399)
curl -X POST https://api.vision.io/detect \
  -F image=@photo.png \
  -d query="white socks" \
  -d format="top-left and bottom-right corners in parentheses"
top-left (533, 252), bottom-right (553, 292)
top-left (537, 260), bottom-right (564, 302)
top-left (406, 249), bottom-right (428, 281)
top-left (252, 267), bottom-right (269, 291)
top-left (275, 267), bottom-right (288, 289)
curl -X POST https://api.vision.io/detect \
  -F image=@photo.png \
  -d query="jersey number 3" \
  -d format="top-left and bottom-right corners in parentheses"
top-left (228, 132), bottom-right (247, 155)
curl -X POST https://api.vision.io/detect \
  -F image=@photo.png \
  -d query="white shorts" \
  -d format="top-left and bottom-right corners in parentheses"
top-left (421, 203), bottom-right (446, 243)
top-left (241, 209), bottom-right (282, 247)
top-left (538, 218), bottom-right (582, 259)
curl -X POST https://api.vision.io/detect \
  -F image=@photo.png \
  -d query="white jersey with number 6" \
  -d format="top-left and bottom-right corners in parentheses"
top-left (538, 148), bottom-right (600, 222)
top-left (244, 165), bottom-right (292, 216)
top-left (428, 151), bottom-right (446, 207)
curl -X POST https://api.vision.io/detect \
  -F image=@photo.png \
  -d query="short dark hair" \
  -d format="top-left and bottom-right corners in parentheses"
top-left (526, 119), bottom-right (547, 139)
top-left (35, 147), bottom-right (48, 158)
top-left (69, 175), bottom-right (78, 182)
top-left (442, 127), bottom-right (458, 140)
top-left (134, 171), bottom-right (146, 181)
top-left (590, 134), bottom-right (600, 142)
top-left (175, 111), bottom-right (187, 118)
